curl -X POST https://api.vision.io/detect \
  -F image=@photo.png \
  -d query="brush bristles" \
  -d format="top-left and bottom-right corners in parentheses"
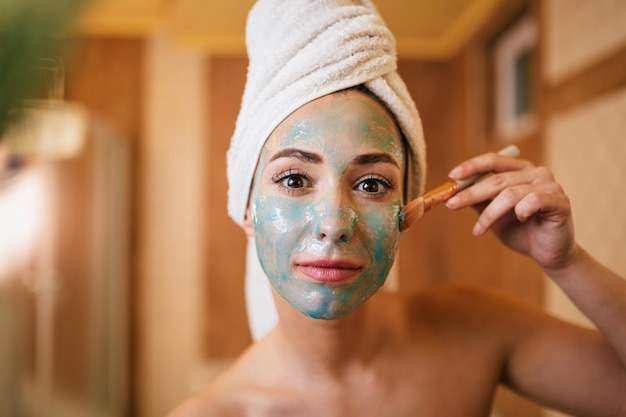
top-left (400, 197), bottom-right (425, 230)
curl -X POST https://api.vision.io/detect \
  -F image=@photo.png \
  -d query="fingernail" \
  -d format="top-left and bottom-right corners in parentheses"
top-left (448, 167), bottom-right (461, 178)
top-left (472, 222), bottom-right (483, 236)
top-left (445, 196), bottom-right (458, 208)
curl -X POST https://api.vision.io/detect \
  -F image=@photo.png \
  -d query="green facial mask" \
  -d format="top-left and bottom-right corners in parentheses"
top-left (249, 91), bottom-right (404, 319)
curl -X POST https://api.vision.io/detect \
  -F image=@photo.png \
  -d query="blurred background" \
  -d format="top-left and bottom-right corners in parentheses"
top-left (1, 0), bottom-right (625, 416)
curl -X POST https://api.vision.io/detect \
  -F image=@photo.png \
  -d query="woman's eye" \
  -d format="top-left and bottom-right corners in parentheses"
top-left (361, 179), bottom-right (380, 193)
top-left (272, 169), bottom-right (311, 193)
top-left (283, 174), bottom-right (305, 188)
top-left (355, 175), bottom-right (395, 196)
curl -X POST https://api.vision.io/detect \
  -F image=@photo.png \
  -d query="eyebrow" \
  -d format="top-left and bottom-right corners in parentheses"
top-left (352, 152), bottom-right (400, 169)
top-left (269, 148), bottom-right (323, 163)
top-left (269, 148), bottom-right (399, 168)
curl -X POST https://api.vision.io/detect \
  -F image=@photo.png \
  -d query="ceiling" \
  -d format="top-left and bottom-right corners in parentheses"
top-left (75, 0), bottom-right (502, 59)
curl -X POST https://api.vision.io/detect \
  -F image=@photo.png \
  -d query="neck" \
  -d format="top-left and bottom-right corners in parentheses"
top-left (271, 289), bottom-right (382, 374)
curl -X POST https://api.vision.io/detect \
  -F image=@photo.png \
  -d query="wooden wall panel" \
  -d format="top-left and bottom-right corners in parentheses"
top-left (544, 47), bottom-right (626, 114)
top-left (396, 56), bottom-right (543, 307)
top-left (52, 139), bottom-right (96, 401)
top-left (64, 37), bottom-right (143, 417)
top-left (396, 59), bottom-right (469, 289)
top-left (65, 38), bottom-right (144, 140)
top-left (203, 56), bottom-right (251, 356)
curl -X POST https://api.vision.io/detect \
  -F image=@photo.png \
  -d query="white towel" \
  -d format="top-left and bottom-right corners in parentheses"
top-left (245, 238), bottom-right (279, 340)
top-left (227, 0), bottom-right (426, 227)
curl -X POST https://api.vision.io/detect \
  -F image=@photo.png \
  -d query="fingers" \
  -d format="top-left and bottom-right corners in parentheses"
top-left (446, 164), bottom-right (554, 207)
top-left (470, 182), bottom-right (567, 235)
top-left (444, 150), bottom-right (566, 235)
top-left (451, 168), bottom-right (546, 207)
top-left (448, 150), bottom-right (533, 180)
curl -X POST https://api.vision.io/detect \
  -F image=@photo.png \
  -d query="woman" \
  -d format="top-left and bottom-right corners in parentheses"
top-left (169, 1), bottom-right (626, 416)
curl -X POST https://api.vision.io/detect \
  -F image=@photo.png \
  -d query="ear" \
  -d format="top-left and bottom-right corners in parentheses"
top-left (243, 208), bottom-right (255, 237)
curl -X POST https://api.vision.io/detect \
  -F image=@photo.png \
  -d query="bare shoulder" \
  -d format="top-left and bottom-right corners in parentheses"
top-left (167, 340), bottom-right (293, 417)
top-left (165, 346), bottom-right (255, 417)
top-left (406, 284), bottom-right (537, 317)
top-left (375, 284), bottom-right (530, 324)
top-left (397, 284), bottom-right (550, 345)
top-left (167, 376), bottom-right (303, 417)
top-left (166, 374), bottom-right (267, 417)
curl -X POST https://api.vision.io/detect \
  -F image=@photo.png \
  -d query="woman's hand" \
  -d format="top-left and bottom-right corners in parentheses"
top-left (444, 150), bottom-right (578, 272)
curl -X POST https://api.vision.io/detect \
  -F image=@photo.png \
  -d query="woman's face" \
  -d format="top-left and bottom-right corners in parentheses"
top-left (245, 90), bottom-right (405, 320)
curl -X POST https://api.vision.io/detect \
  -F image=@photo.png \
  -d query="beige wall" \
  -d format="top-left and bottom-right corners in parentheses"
top-left (545, 87), bottom-right (626, 327)
top-left (544, 0), bottom-right (626, 84)
top-left (542, 0), bottom-right (626, 416)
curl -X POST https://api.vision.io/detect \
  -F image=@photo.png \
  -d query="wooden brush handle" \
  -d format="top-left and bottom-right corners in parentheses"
top-left (454, 145), bottom-right (520, 190)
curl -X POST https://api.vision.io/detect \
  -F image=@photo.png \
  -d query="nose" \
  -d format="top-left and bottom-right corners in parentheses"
top-left (315, 204), bottom-right (356, 243)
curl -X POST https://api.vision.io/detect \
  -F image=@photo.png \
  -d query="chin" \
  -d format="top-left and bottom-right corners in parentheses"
top-left (287, 283), bottom-right (384, 320)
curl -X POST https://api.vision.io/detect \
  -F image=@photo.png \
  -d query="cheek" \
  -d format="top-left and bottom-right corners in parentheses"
top-left (360, 201), bottom-right (402, 265)
top-left (250, 195), bottom-right (309, 274)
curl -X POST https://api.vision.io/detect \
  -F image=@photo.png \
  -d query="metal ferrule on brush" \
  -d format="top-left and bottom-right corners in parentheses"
top-left (421, 180), bottom-right (459, 213)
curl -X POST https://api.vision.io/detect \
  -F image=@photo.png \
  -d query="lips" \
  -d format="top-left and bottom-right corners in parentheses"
top-left (295, 258), bottom-right (363, 283)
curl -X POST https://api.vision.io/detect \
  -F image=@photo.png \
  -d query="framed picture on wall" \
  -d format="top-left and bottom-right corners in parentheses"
top-left (492, 15), bottom-right (538, 141)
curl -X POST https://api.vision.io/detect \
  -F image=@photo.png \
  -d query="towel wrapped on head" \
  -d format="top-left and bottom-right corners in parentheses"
top-left (227, 0), bottom-right (426, 227)
top-left (227, 0), bottom-right (427, 340)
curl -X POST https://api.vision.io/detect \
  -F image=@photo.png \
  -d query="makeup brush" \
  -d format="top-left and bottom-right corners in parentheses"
top-left (400, 144), bottom-right (520, 231)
